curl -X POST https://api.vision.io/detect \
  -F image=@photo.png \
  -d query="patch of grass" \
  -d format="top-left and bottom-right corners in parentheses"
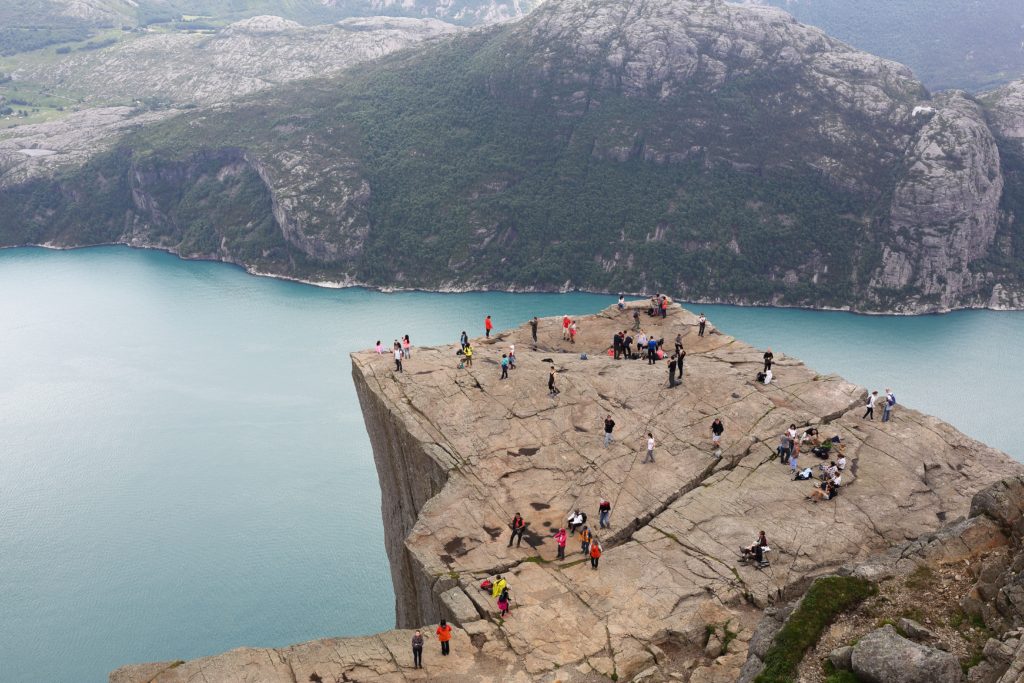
top-left (825, 671), bottom-right (860, 683)
top-left (961, 650), bottom-right (984, 674)
top-left (755, 576), bottom-right (877, 683)
top-left (949, 610), bottom-right (965, 628)
top-left (904, 564), bottom-right (935, 591)
top-left (722, 620), bottom-right (739, 653)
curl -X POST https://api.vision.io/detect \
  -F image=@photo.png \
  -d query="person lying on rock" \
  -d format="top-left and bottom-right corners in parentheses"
top-left (808, 480), bottom-right (837, 503)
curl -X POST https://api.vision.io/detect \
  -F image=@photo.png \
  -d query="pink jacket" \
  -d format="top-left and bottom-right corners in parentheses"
top-left (554, 529), bottom-right (567, 547)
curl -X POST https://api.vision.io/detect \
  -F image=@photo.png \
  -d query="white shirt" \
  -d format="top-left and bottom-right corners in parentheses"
top-left (837, 457), bottom-right (847, 470)
top-left (647, 437), bottom-right (655, 451)
top-left (394, 349), bottom-right (402, 360)
top-left (764, 370), bottom-right (773, 384)
top-left (509, 345), bottom-right (515, 356)
top-left (867, 394), bottom-right (877, 408)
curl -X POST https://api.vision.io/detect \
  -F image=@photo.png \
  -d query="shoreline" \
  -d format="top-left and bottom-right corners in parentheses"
top-left (5, 240), bottom-right (1022, 317)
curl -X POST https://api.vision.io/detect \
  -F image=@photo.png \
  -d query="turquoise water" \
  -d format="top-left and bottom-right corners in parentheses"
top-left (0, 246), bottom-right (1021, 682)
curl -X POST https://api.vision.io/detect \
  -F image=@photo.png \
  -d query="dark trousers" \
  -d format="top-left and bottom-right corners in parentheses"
top-left (531, 329), bottom-right (537, 342)
top-left (500, 366), bottom-right (508, 379)
top-left (614, 345), bottom-right (621, 359)
top-left (668, 372), bottom-right (677, 388)
top-left (413, 647), bottom-right (422, 668)
top-left (699, 323), bottom-right (706, 336)
top-left (557, 545), bottom-right (565, 559)
top-left (441, 641), bottom-right (450, 656)
top-left (395, 359), bottom-right (402, 372)
top-left (764, 361), bottom-right (772, 372)
top-left (590, 556), bottom-right (599, 569)
top-left (581, 541), bottom-right (590, 554)
top-left (508, 528), bottom-right (524, 547)
top-left (864, 407), bottom-right (874, 420)
top-left (648, 351), bottom-right (655, 364)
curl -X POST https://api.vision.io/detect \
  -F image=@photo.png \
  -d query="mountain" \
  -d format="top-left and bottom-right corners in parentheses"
top-left (747, 0), bottom-right (1024, 91)
top-left (3, 0), bottom-right (1024, 313)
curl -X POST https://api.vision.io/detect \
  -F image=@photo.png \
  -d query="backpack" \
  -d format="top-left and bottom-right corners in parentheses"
top-left (480, 579), bottom-right (492, 592)
top-left (888, 394), bottom-right (896, 406)
top-left (580, 512), bottom-right (588, 524)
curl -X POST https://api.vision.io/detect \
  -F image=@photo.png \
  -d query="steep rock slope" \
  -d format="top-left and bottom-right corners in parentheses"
top-left (110, 303), bottom-right (1023, 682)
top-left (4, 0), bottom-right (1024, 311)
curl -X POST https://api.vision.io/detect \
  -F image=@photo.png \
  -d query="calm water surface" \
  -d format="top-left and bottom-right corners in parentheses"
top-left (0, 246), bottom-right (1021, 682)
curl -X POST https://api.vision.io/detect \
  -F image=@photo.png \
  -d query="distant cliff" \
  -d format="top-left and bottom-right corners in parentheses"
top-left (110, 303), bottom-right (1023, 682)
top-left (5, 0), bottom-right (1024, 312)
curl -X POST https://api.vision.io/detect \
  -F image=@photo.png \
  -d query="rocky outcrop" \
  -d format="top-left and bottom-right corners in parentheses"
top-left (13, 17), bottom-right (459, 107)
top-left (851, 624), bottom-right (962, 683)
top-left (110, 303), bottom-right (1022, 682)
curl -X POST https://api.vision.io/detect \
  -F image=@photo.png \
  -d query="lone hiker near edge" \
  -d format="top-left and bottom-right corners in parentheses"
top-left (485, 315), bottom-right (493, 339)
top-left (698, 313), bottom-right (707, 337)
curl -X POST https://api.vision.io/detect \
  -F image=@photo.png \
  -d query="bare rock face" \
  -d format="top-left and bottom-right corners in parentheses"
top-left (874, 93), bottom-right (1004, 311)
top-left (984, 80), bottom-right (1024, 150)
top-left (110, 303), bottom-right (1021, 682)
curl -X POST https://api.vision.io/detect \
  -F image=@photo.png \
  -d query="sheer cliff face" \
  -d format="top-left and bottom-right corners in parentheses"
top-left (5, 1), bottom-right (1024, 312)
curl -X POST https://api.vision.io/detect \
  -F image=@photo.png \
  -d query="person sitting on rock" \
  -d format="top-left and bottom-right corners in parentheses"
top-left (803, 427), bottom-right (821, 447)
top-left (808, 480), bottom-right (836, 503)
top-left (741, 531), bottom-right (768, 561)
top-left (567, 509), bottom-right (585, 534)
top-left (836, 455), bottom-right (847, 471)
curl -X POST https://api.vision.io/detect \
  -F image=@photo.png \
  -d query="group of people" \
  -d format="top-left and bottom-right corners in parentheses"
top-left (410, 620), bottom-right (453, 669)
top-left (560, 315), bottom-right (580, 343)
top-left (376, 336), bottom-right (412, 372)
top-left (863, 388), bottom-right (897, 422)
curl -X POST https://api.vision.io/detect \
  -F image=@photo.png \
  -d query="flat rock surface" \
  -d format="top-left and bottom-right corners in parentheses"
top-left (112, 303), bottom-right (1022, 682)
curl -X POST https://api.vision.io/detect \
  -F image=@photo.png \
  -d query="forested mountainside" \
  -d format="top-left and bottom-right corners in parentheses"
top-left (751, 0), bottom-right (1024, 91)
top-left (3, 0), bottom-right (1024, 312)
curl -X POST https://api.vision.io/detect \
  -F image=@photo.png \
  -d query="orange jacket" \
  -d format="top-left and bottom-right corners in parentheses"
top-left (590, 544), bottom-right (602, 558)
top-left (436, 624), bottom-right (452, 642)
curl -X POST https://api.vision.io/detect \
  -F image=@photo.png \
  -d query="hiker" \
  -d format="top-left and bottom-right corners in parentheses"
top-left (394, 344), bottom-right (403, 373)
top-left (632, 310), bottom-right (641, 331)
top-left (809, 481), bottom-right (837, 503)
top-left (637, 331), bottom-right (647, 357)
top-left (589, 539), bottom-right (602, 569)
top-left (623, 333), bottom-right (634, 359)
top-left (836, 455), bottom-right (847, 471)
top-left (490, 574), bottom-right (507, 599)
top-left (485, 315), bottom-right (493, 339)
top-left (554, 527), bottom-right (567, 559)
top-left (497, 586), bottom-right (510, 617)
top-left (786, 424), bottom-right (798, 457)
top-left (436, 620), bottom-right (452, 656)
top-left (412, 631), bottom-right (424, 669)
top-left (618, 294), bottom-right (625, 310)
top-left (763, 348), bottom-right (773, 372)
top-left (883, 388), bottom-right (896, 422)
top-left (598, 499), bottom-right (611, 529)
top-left (698, 313), bottom-right (706, 337)
top-left (463, 344), bottom-right (473, 367)
top-left (711, 418), bottom-right (724, 453)
top-left (500, 354), bottom-right (509, 380)
top-left (562, 315), bottom-right (571, 340)
top-left (460, 331), bottom-right (469, 350)
top-left (660, 296), bottom-right (668, 318)
top-left (863, 390), bottom-right (878, 420)
top-left (569, 320), bottom-right (578, 344)
top-left (777, 432), bottom-right (791, 464)
top-left (763, 368), bottom-right (773, 384)
top-left (674, 333), bottom-right (683, 359)
top-left (403, 335), bottom-right (411, 359)
top-left (603, 415), bottom-right (616, 447)
top-left (548, 366), bottom-right (559, 396)
top-left (567, 509), bottom-right (586, 534)
top-left (643, 433), bottom-right (655, 464)
top-left (579, 526), bottom-right (592, 555)
top-left (530, 317), bottom-right (538, 343)
top-left (668, 355), bottom-right (678, 387)
top-left (508, 512), bottom-right (526, 547)
top-left (789, 442), bottom-right (799, 473)
top-left (613, 331), bottom-right (622, 360)
top-left (742, 531), bottom-right (768, 560)
top-left (647, 336), bottom-right (658, 364)
top-left (677, 348), bottom-right (685, 381)
top-left (508, 344), bottom-right (516, 369)
top-left (375, 340), bottom-right (383, 355)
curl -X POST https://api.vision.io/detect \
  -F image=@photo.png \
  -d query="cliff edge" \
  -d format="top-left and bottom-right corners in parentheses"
top-left (111, 303), bottom-right (1022, 682)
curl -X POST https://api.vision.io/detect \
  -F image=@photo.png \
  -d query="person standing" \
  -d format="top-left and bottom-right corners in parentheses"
top-left (677, 348), bottom-right (686, 381)
top-left (500, 354), bottom-right (509, 380)
top-left (463, 344), bottom-right (473, 367)
top-left (883, 388), bottom-right (896, 422)
top-left (530, 317), bottom-right (539, 344)
top-left (497, 586), bottom-right (510, 618)
top-left (403, 335), bottom-right (412, 359)
top-left (579, 526), bottom-right (591, 555)
top-left (562, 314), bottom-right (571, 340)
top-left (763, 348), bottom-right (773, 372)
top-left (490, 574), bottom-right (507, 599)
top-left (589, 539), bottom-right (602, 569)
top-left (711, 418), bottom-right (724, 455)
top-left (789, 442), bottom-right (799, 473)
top-left (460, 330), bottom-right (469, 350)
top-left (508, 344), bottom-right (516, 369)
top-left (412, 631), bottom-right (424, 669)
top-left (598, 499), bottom-right (611, 529)
top-left (660, 297), bottom-right (668, 318)
top-left (613, 331), bottom-right (622, 360)
top-left (647, 336), bottom-right (658, 365)
top-left (436, 620), bottom-right (452, 656)
top-left (632, 309), bottom-right (641, 332)
top-left (618, 294), bottom-right (625, 310)
top-left (643, 433), bottom-right (655, 464)
top-left (548, 366), bottom-right (559, 397)
top-left (554, 527), bottom-right (567, 559)
top-left (603, 415), bottom-right (616, 447)
top-left (394, 344), bottom-right (403, 373)
top-left (569, 320), bottom-right (578, 344)
top-left (508, 512), bottom-right (526, 547)
top-left (864, 390), bottom-right (878, 420)
top-left (668, 355), bottom-right (678, 388)
top-left (674, 333), bottom-right (683, 359)
top-left (375, 340), bottom-right (383, 355)
top-left (698, 313), bottom-right (707, 337)
top-left (485, 315), bottom-right (493, 339)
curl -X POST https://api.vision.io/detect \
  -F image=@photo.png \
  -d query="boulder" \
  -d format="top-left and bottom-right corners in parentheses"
top-left (829, 645), bottom-right (854, 670)
top-left (898, 617), bottom-right (935, 641)
top-left (851, 625), bottom-right (963, 683)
